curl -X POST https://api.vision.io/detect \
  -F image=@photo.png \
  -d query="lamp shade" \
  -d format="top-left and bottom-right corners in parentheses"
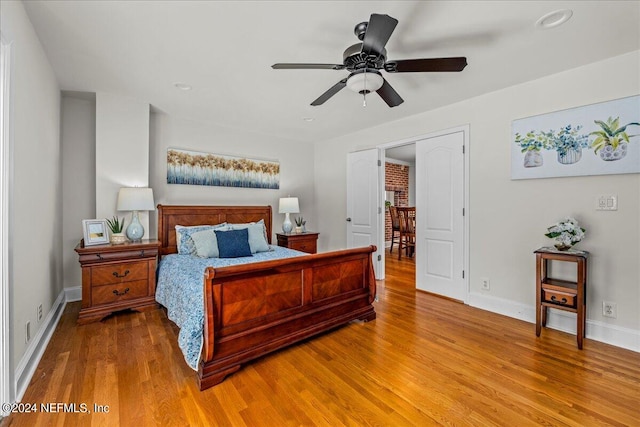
top-left (116, 187), bottom-right (155, 212)
top-left (278, 197), bottom-right (299, 214)
top-left (347, 71), bottom-right (383, 94)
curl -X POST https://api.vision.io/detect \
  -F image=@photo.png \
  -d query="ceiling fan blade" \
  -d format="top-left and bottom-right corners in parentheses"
top-left (385, 57), bottom-right (468, 73)
top-left (376, 79), bottom-right (404, 107)
top-left (361, 14), bottom-right (398, 56)
top-left (311, 78), bottom-right (348, 106)
top-left (272, 63), bottom-right (344, 70)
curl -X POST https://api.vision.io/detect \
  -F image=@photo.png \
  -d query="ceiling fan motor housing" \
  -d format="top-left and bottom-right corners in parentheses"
top-left (343, 43), bottom-right (386, 71)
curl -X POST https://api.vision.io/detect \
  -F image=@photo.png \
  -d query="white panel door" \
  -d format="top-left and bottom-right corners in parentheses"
top-left (415, 131), bottom-right (466, 301)
top-left (347, 149), bottom-right (382, 278)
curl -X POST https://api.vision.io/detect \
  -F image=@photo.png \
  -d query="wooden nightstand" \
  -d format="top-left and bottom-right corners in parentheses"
top-left (276, 232), bottom-right (319, 254)
top-left (75, 239), bottom-right (160, 324)
top-left (535, 247), bottom-right (589, 349)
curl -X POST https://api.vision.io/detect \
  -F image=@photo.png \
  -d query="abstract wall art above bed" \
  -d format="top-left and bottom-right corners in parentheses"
top-left (167, 148), bottom-right (280, 189)
top-left (511, 95), bottom-right (639, 180)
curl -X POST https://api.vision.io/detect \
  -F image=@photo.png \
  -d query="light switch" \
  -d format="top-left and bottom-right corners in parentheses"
top-left (596, 195), bottom-right (617, 211)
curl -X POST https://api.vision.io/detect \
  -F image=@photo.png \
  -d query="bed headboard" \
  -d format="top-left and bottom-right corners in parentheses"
top-left (157, 205), bottom-right (273, 256)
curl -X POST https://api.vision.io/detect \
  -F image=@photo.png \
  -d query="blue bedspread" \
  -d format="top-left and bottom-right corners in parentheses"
top-left (156, 246), bottom-right (307, 370)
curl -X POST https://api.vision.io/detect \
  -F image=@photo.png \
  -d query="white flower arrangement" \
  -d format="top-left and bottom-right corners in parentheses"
top-left (544, 217), bottom-right (586, 248)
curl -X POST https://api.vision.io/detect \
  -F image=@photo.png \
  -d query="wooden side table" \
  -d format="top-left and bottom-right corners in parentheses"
top-left (75, 239), bottom-right (160, 324)
top-left (535, 247), bottom-right (589, 349)
top-left (276, 232), bottom-right (319, 254)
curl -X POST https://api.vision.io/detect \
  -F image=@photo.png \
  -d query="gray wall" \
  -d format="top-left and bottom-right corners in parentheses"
top-left (149, 113), bottom-right (316, 243)
top-left (61, 95), bottom-right (95, 290)
top-left (2, 0), bottom-right (62, 377)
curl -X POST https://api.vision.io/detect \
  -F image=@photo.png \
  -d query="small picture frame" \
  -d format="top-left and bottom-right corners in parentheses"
top-left (82, 219), bottom-right (110, 246)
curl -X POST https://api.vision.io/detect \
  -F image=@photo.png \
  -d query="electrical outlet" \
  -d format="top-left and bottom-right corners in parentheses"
top-left (481, 277), bottom-right (490, 291)
top-left (596, 195), bottom-right (618, 211)
top-left (25, 321), bottom-right (31, 343)
top-left (603, 301), bottom-right (617, 318)
top-left (37, 304), bottom-right (43, 322)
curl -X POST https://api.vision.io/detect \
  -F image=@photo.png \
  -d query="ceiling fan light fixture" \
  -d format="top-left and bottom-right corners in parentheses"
top-left (346, 71), bottom-right (383, 94)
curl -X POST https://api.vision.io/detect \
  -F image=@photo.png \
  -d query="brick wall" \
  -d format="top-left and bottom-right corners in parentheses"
top-left (385, 162), bottom-right (409, 242)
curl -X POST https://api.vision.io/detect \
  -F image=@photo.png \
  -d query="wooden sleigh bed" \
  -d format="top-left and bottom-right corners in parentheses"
top-left (157, 205), bottom-right (377, 390)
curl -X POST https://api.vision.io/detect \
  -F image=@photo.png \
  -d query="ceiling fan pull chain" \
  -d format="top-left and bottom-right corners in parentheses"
top-left (363, 69), bottom-right (368, 107)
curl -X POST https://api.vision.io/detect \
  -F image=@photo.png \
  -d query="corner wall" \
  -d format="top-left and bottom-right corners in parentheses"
top-left (314, 51), bottom-right (640, 348)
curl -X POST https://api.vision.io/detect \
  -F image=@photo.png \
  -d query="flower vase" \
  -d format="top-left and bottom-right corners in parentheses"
top-left (599, 142), bottom-right (628, 161)
top-left (523, 150), bottom-right (543, 168)
top-left (295, 226), bottom-right (303, 234)
top-left (554, 244), bottom-right (572, 251)
top-left (557, 148), bottom-right (582, 165)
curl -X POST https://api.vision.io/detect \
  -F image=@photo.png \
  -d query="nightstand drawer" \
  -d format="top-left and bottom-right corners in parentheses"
top-left (92, 280), bottom-right (148, 305)
top-left (91, 261), bottom-right (148, 286)
top-left (78, 248), bottom-right (157, 264)
top-left (542, 289), bottom-right (576, 308)
top-left (289, 240), bottom-right (317, 254)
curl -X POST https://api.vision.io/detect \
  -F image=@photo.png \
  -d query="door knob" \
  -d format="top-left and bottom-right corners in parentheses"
top-left (346, 218), bottom-right (352, 222)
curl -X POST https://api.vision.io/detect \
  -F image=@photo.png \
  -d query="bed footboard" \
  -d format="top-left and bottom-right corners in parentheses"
top-left (199, 245), bottom-right (377, 390)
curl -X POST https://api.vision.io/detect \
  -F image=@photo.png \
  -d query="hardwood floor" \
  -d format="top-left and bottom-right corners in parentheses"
top-left (4, 252), bottom-right (640, 426)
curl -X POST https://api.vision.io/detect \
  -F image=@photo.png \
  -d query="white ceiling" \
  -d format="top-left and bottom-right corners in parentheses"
top-left (23, 1), bottom-right (640, 144)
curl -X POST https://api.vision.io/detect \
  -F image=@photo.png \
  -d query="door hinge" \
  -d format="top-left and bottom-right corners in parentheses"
top-left (462, 270), bottom-right (465, 279)
top-left (378, 207), bottom-right (382, 214)
top-left (377, 254), bottom-right (382, 261)
top-left (462, 145), bottom-right (465, 154)
top-left (378, 159), bottom-right (382, 166)
top-left (462, 208), bottom-right (465, 216)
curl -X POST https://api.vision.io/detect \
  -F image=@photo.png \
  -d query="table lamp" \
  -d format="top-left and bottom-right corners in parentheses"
top-left (278, 197), bottom-right (299, 233)
top-left (117, 187), bottom-right (155, 242)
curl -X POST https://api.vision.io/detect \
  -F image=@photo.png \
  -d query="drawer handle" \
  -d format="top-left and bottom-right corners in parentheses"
top-left (140, 250), bottom-right (145, 257)
top-left (96, 254), bottom-right (103, 260)
top-left (550, 295), bottom-right (568, 304)
top-left (112, 270), bottom-right (130, 278)
top-left (113, 288), bottom-right (130, 297)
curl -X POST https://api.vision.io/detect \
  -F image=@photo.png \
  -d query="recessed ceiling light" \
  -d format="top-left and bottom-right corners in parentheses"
top-left (174, 83), bottom-right (192, 91)
top-left (302, 117), bottom-right (314, 122)
top-left (535, 9), bottom-right (573, 29)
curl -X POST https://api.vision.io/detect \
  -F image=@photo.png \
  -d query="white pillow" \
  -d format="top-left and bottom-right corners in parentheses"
top-left (191, 229), bottom-right (220, 258)
top-left (175, 223), bottom-right (227, 255)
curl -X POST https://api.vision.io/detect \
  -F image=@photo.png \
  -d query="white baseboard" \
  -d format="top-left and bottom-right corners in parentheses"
top-left (468, 292), bottom-right (640, 352)
top-left (65, 285), bottom-right (81, 302)
top-left (14, 289), bottom-right (67, 401)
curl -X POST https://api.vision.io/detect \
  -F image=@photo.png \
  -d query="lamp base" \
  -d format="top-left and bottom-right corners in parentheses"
top-left (126, 211), bottom-right (145, 242)
top-left (282, 213), bottom-right (293, 234)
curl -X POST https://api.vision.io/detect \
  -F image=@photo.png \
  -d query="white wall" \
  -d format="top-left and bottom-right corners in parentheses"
top-left (96, 93), bottom-right (150, 234)
top-left (149, 113), bottom-right (316, 242)
top-left (61, 95), bottom-right (96, 289)
top-left (314, 51), bottom-right (640, 343)
top-left (1, 0), bottom-right (62, 378)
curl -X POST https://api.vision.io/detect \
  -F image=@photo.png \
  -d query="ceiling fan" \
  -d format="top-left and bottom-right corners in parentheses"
top-left (272, 13), bottom-right (468, 108)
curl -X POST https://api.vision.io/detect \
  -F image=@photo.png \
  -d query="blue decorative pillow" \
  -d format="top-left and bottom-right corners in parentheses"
top-left (230, 221), bottom-right (270, 253)
top-left (215, 228), bottom-right (252, 258)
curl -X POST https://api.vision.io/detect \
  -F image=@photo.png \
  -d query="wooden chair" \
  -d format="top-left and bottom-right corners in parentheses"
top-left (397, 207), bottom-right (416, 260)
top-left (388, 206), bottom-right (401, 253)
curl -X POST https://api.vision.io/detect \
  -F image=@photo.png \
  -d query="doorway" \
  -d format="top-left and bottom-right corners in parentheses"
top-left (384, 146), bottom-right (416, 284)
top-left (379, 126), bottom-right (469, 302)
